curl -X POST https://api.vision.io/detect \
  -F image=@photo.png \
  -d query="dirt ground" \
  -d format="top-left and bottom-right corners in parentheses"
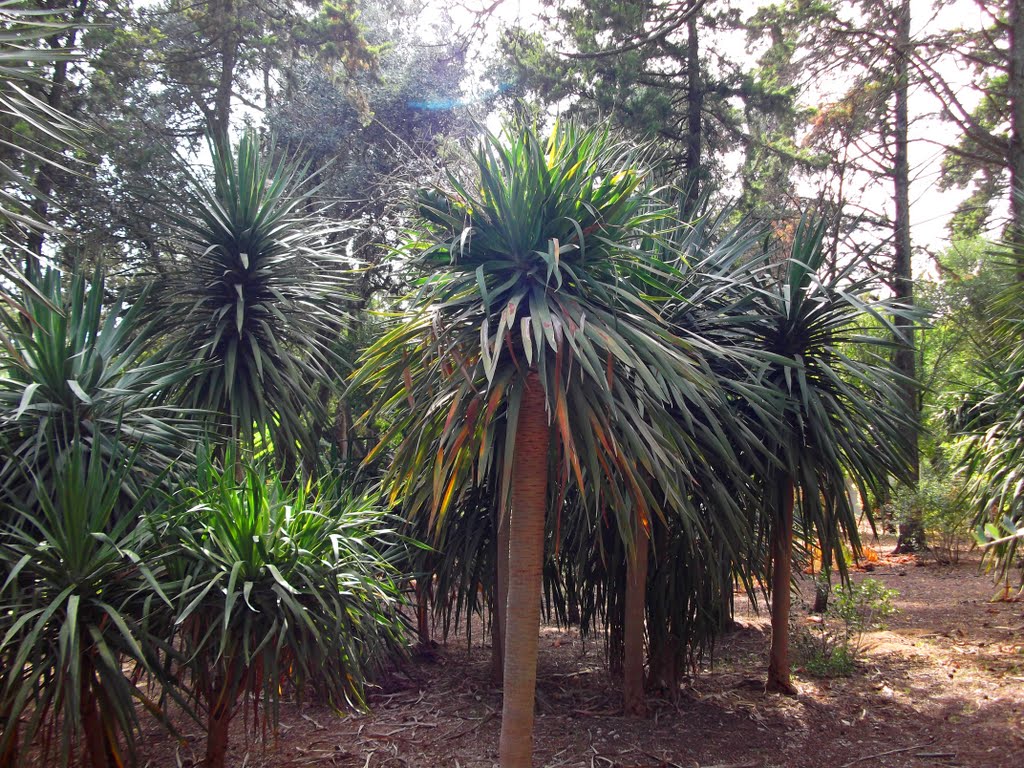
top-left (140, 537), bottom-right (1024, 768)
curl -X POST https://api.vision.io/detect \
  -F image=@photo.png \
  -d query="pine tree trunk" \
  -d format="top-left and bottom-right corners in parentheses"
top-left (680, 14), bottom-right (703, 220)
top-left (891, 0), bottom-right (925, 554)
top-left (1010, 0), bottom-right (1024, 262)
top-left (498, 373), bottom-right (549, 768)
top-left (622, 525), bottom-right (649, 715)
top-left (23, 0), bottom-right (89, 274)
top-left (766, 476), bottom-right (798, 695)
top-left (211, 0), bottom-right (237, 151)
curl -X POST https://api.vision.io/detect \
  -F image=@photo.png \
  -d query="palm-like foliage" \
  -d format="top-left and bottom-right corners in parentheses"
top-left (0, 269), bottom-right (193, 513)
top-left (166, 455), bottom-right (405, 768)
top-left (746, 220), bottom-right (917, 691)
top-left (0, 2), bottom-right (83, 316)
top-left (0, 442), bottom-right (173, 768)
top-left (0, 2), bottom-right (80, 234)
top-left (355, 121), bottom-right (745, 765)
top-left (158, 130), bottom-right (348, 469)
top-left (955, 241), bottom-right (1024, 582)
top-left (359, 123), bottom-right (738, 544)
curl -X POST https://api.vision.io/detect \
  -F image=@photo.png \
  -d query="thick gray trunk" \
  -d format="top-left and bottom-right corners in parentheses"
top-left (680, 15), bottom-right (703, 220)
top-left (1010, 0), bottom-right (1024, 258)
top-left (891, 0), bottom-right (924, 553)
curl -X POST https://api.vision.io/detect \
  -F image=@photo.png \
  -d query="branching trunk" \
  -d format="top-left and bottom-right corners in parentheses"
top-left (498, 373), bottom-right (550, 768)
top-left (766, 476), bottom-right (797, 695)
top-left (622, 526), bottom-right (649, 716)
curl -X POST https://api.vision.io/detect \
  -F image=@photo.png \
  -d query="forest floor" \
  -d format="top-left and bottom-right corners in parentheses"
top-left (141, 535), bottom-right (1024, 768)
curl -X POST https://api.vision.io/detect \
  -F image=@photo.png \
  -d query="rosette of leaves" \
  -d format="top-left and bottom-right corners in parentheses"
top-left (166, 454), bottom-right (405, 768)
top-left (0, 442), bottom-right (177, 768)
top-left (0, 269), bottom-right (194, 516)
top-left (158, 130), bottom-right (348, 471)
top-left (745, 220), bottom-right (917, 693)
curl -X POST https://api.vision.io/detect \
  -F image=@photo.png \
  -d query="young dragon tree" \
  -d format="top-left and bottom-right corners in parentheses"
top-left (748, 220), bottom-right (917, 694)
top-left (355, 121), bottom-right (741, 766)
top-left (156, 130), bottom-right (348, 474)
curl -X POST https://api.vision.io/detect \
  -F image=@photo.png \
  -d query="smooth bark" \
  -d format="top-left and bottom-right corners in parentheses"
top-left (766, 476), bottom-right (798, 695)
top-left (498, 373), bottom-right (550, 768)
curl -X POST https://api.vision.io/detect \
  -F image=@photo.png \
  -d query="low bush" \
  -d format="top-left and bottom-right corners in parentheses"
top-left (795, 578), bottom-right (899, 677)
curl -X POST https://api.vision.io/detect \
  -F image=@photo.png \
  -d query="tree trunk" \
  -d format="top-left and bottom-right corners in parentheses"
top-left (622, 525), bottom-right (649, 716)
top-left (766, 476), bottom-right (798, 695)
top-left (24, 0), bottom-right (89, 274)
top-left (492, 504), bottom-right (510, 684)
top-left (80, 673), bottom-right (112, 768)
top-left (1010, 0), bottom-right (1024, 261)
top-left (498, 373), bottom-right (550, 768)
top-left (717, 548), bottom-right (737, 633)
top-left (891, 0), bottom-right (924, 555)
top-left (646, 518), bottom-right (679, 696)
top-left (607, 586), bottom-right (624, 677)
top-left (210, 0), bottom-right (237, 150)
top-left (812, 546), bottom-right (832, 614)
top-left (416, 578), bottom-right (431, 646)
top-left (680, 14), bottom-right (703, 220)
top-left (205, 679), bottom-right (235, 768)
top-left (0, 698), bottom-right (17, 768)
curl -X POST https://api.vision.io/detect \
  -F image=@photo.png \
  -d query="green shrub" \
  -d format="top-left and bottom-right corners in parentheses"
top-left (795, 578), bottom-right (899, 677)
top-left (885, 469), bottom-right (971, 563)
top-left (0, 442), bottom-right (176, 768)
top-left (162, 454), bottom-right (407, 768)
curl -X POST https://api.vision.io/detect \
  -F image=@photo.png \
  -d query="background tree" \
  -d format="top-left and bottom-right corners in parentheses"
top-left (493, 0), bottom-right (806, 219)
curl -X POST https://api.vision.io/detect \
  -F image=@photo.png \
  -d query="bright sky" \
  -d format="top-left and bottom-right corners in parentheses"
top-left (423, 0), bottom-right (999, 271)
